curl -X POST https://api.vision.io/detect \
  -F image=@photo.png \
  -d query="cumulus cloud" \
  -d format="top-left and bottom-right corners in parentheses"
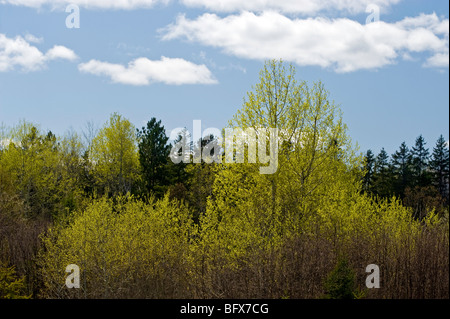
top-left (0, 33), bottom-right (78, 72)
top-left (46, 45), bottom-right (78, 61)
top-left (161, 11), bottom-right (449, 72)
top-left (78, 56), bottom-right (217, 85)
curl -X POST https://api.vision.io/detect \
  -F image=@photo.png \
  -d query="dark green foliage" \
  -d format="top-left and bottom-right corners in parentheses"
top-left (363, 135), bottom-right (449, 221)
top-left (411, 135), bottom-right (431, 187)
top-left (372, 148), bottom-right (392, 198)
top-left (430, 135), bottom-right (450, 202)
top-left (363, 149), bottom-right (375, 193)
top-left (137, 118), bottom-right (171, 197)
top-left (0, 261), bottom-right (30, 299)
top-left (391, 142), bottom-right (413, 198)
top-left (323, 258), bottom-right (357, 299)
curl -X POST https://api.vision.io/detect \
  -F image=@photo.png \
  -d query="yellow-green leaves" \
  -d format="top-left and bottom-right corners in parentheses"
top-left (38, 195), bottom-right (195, 298)
top-left (90, 113), bottom-right (140, 195)
top-left (0, 261), bottom-right (30, 299)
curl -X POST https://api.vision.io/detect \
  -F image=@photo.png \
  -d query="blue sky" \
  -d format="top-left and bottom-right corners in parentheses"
top-left (0, 0), bottom-right (448, 156)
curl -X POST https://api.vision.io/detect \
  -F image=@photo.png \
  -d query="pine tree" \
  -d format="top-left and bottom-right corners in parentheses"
top-left (430, 135), bottom-right (449, 202)
top-left (137, 118), bottom-right (171, 197)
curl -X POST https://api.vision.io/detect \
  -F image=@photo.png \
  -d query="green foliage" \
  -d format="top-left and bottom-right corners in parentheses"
top-left (90, 113), bottom-right (140, 196)
top-left (411, 135), bottom-right (431, 187)
top-left (372, 148), bottom-right (392, 198)
top-left (364, 135), bottom-right (448, 220)
top-left (323, 258), bottom-right (357, 299)
top-left (363, 149), bottom-right (376, 193)
top-left (430, 135), bottom-right (450, 201)
top-left (137, 118), bottom-right (171, 197)
top-left (38, 195), bottom-right (196, 298)
top-left (0, 262), bottom-right (30, 299)
top-left (0, 122), bottom-right (84, 218)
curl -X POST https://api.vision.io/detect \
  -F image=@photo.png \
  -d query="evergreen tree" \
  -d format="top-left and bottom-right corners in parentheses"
top-left (373, 148), bottom-right (392, 198)
top-left (411, 135), bottom-right (430, 187)
top-left (391, 142), bottom-right (413, 198)
top-left (363, 149), bottom-right (375, 193)
top-left (430, 135), bottom-right (449, 202)
top-left (137, 118), bottom-right (171, 197)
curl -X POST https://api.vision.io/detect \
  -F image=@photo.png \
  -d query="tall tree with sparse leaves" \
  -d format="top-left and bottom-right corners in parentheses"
top-left (90, 113), bottom-right (140, 196)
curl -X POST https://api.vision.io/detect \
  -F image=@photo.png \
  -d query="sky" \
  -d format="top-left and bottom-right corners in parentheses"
top-left (0, 0), bottom-right (448, 156)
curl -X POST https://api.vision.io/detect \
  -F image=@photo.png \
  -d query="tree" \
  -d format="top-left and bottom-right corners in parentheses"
top-left (0, 122), bottom-right (62, 218)
top-left (182, 134), bottom-right (220, 222)
top-left (430, 135), bottom-right (449, 202)
top-left (363, 149), bottom-right (375, 193)
top-left (199, 59), bottom-right (362, 262)
top-left (373, 148), bottom-right (392, 198)
top-left (323, 258), bottom-right (358, 299)
top-left (90, 113), bottom-right (140, 196)
top-left (137, 118), bottom-right (171, 197)
top-left (391, 142), bottom-right (413, 198)
top-left (411, 135), bottom-right (430, 187)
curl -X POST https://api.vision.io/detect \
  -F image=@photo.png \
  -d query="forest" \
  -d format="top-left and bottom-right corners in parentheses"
top-left (0, 60), bottom-right (448, 299)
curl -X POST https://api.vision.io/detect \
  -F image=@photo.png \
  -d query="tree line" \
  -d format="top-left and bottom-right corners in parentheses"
top-left (362, 135), bottom-right (449, 219)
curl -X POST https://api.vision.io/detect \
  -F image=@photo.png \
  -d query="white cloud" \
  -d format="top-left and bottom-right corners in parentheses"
top-left (180, 0), bottom-right (402, 14)
top-left (45, 45), bottom-right (78, 61)
top-left (161, 12), bottom-right (449, 72)
top-left (0, 0), bottom-right (169, 10)
top-left (424, 52), bottom-right (449, 68)
top-left (0, 33), bottom-right (78, 72)
top-left (78, 56), bottom-right (217, 85)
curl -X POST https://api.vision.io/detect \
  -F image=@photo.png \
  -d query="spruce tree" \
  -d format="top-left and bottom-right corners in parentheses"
top-left (363, 149), bottom-right (375, 193)
top-left (373, 148), bottom-right (392, 198)
top-left (391, 142), bottom-right (413, 198)
top-left (430, 135), bottom-right (449, 202)
top-left (411, 135), bottom-right (430, 187)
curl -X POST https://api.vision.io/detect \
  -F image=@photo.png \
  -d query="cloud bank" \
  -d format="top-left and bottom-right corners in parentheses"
top-left (161, 12), bottom-right (449, 72)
